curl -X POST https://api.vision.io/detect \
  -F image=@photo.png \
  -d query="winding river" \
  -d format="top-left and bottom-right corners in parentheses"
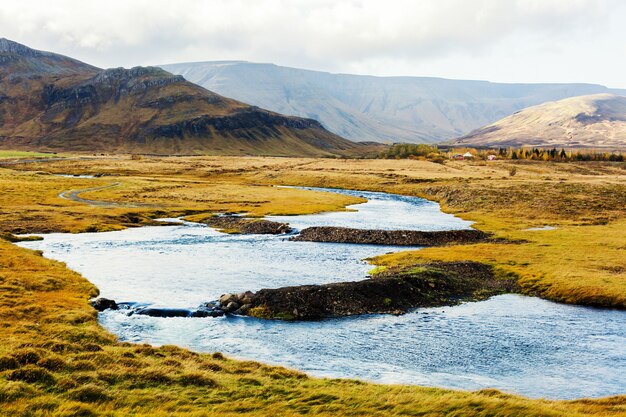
top-left (19, 188), bottom-right (626, 399)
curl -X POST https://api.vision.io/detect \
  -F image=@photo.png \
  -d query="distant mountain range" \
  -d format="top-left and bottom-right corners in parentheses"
top-left (450, 94), bottom-right (626, 149)
top-left (0, 39), bottom-right (362, 157)
top-left (2, 39), bottom-right (624, 155)
top-left (161, 61), bottom-right (626, 144)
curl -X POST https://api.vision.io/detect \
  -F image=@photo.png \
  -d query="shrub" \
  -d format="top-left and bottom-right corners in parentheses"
top-left (68, 384), bottom-right (110, 403)
top-left (238, 377), bottom-right (262, 386)
top-left (0, 381), bottom-right (37, 402)
top-left (70, 360), bottom-right (96, 371)
top-left (56, 377), bottom-right (78, 390)
top-left (163, 359), bottom-right (182, 367)
top-left (178, 372), bottom-right (218, 387)
top-left (8, 365), bottom-right (56, 386)
top-left (13, 349), bottom-right (42, 365)
top-left (37, 356), bottom-right (67, 371)
top-left (211, 352), bottom-right (225, 360)
top-left (47, 341), bottom-right (82, 353)
top-left (200, 362), bottom-right (223, 372)
top-left (57, 403), bottom-right (97, 417)
top-left (134, 369), bottom-right (173, 385)
top-left (0, 356), bottom-right (19, 371)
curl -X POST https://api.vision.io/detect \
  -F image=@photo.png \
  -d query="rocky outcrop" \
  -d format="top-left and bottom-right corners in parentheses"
top-left (243, 262), bottom-right (519, 320)
top-left (0, 39), bottom-right (361, 157)
top-left (205, 216), bottom-right (292, 234)
top-left (132, 306), bottom-right (224, 318)
top-left (90, 299), bottom-right (226, 318)
top-left (291, 227), bottom-right (490, 246)
top-left (148, 107), bottom-right (326, 140)
top-left (91, 298), bottom-right (118, 312)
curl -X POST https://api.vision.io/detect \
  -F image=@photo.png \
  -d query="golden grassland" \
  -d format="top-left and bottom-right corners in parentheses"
top-left (0, 165), bottom-right (363, 234)
top-left (3, 156), bottom-right (625, 307)
top-left (0, 155), bottom-right (625, 415)
top-left (0, 150), bottom-right (63, 159)
top-left (2, 241), bottom-right (625, 417)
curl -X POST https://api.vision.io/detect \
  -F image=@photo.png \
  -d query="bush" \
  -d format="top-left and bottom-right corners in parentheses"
top-left (380, 144), bottom-right (440, 159)
top-left (134, 369), bottom-right (173, 385)
top-left (37, 356), bottom-right (67, 371)
top-left (178, 372), bottom-right (218, 387)
top-left (0, 356), bottom-right (19, 371)
top-left (238, 377), bottom-right (262, 386)
top-left (83, 343), bottom-right (102, 352)
top-left (0, 381), bottom-right (37, 402)
top-left (8, 365), bottom-right (56, 386)
top-left (70, 360), bottom-right (96, 371)
top-left (200, 362), bottom-right (223, 372)
top-left (68, 384), bottom-right (110, 403)
top-left (58, 404), bottom-right (97, 417)
top-left (13, 349), bottom-right (41, 365)
top-left (56, 377), bottom-right (78, 390)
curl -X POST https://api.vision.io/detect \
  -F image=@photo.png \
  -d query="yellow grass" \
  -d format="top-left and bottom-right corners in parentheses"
top-left (1, 240), bottom-right (624, 416)
top-left (0, 150), bottom-right (62, 159)
top-left (0, 154), bottom-right (625, 415)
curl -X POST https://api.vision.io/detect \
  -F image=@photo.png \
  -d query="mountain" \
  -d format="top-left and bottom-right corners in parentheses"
top-left (450, 94), bottom-right (626, 149)
top-left (0, 39), bottom-right (362, 157)
top-left (161, 61), bottom-right (626, 144)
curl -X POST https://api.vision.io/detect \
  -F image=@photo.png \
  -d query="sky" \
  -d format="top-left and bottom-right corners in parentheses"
top-left (1, 0), bottom-right (625, 88)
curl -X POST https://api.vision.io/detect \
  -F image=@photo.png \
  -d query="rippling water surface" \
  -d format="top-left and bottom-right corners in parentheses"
top-left (19, 188), bottom-right (626, 399)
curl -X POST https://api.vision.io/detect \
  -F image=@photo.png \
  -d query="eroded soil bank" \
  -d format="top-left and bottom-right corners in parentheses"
top-left (216, 261), bottom-right (520, 320)
top-left (290, 226), bottom-right (491, 246)
top-left (204, 216), bottom-right (292, 234)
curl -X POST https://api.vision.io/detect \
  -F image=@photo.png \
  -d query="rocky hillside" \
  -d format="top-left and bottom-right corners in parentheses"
top-left (0, 39), bottom-right (361, 156)
top-left (451, 94), bottom-right (626, 149)
top-left (161, 61), bottom-right (626, 144)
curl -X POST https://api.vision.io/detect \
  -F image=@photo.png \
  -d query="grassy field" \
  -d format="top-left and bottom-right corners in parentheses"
top-left (0, 154), bottom-right (625, 416)
top-left (2, 240), bottom-right (625, 417)
top-left (0, 150), bottom-right (63, 159)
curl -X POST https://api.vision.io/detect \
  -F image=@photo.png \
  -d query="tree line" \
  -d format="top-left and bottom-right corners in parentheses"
top-left (379, 144), bottom-right (624, 162)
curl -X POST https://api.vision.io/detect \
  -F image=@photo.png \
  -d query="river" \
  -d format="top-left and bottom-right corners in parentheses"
top-left (18, 187), bottom-right (626, 399)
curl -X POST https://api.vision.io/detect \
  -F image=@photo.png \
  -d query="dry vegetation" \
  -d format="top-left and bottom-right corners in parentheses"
top-left (0, 154), bottom-right (625, 415)
top-left (2, 240), bottom-right (625, 416)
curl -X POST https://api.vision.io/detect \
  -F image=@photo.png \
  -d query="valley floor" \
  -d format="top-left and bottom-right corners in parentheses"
top-left (0, 155), bottom-right (625, 416)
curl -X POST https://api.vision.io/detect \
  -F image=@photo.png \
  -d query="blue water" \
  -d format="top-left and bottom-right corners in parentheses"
top-left (18, 188), bottom-right (626, 399)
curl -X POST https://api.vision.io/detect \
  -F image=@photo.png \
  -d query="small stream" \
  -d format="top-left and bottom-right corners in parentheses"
top-left (18, 187), bottom-right (626, 399)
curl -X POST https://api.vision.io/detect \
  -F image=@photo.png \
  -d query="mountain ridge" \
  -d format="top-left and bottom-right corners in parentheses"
top-left (161, 60), bottom-right (626, 144)
top-left (450, 93), bottom-right (626, 149)
top-left (0, 39), bottom-right (361, 156)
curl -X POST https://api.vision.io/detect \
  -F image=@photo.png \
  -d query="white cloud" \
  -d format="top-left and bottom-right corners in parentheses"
top-left (1, 0), bottom-right (625, 87)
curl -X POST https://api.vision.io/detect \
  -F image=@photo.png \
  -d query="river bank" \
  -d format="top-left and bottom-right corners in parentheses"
top-left (226, 261), bottom-right (519, 320)
top-left (1, 156), bottom-right (625, 416)
top-left (17, 186), bottom-right (626, 400)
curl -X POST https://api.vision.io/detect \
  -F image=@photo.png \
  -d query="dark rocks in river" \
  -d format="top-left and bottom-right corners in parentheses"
top-left (134, 307), bottom-right (192, 318)
top-left (242, 262), bottom-right (520, 320)
top-left (291, 226), bottom-right (490, 246)
top-left (90, 298), bottom-right (226, 317)
top-left (132, 305), bottom-right (226, 318)
top-left (206, 216), bottom-right (292, 234)
top-left (218, 291), bottom-right (254, 314)
top-left (91, 298), bottom-right (118, 311)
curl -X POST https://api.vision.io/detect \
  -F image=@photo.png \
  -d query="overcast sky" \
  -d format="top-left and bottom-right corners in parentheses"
top-left (2, 0), bottom-right (625, 87)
